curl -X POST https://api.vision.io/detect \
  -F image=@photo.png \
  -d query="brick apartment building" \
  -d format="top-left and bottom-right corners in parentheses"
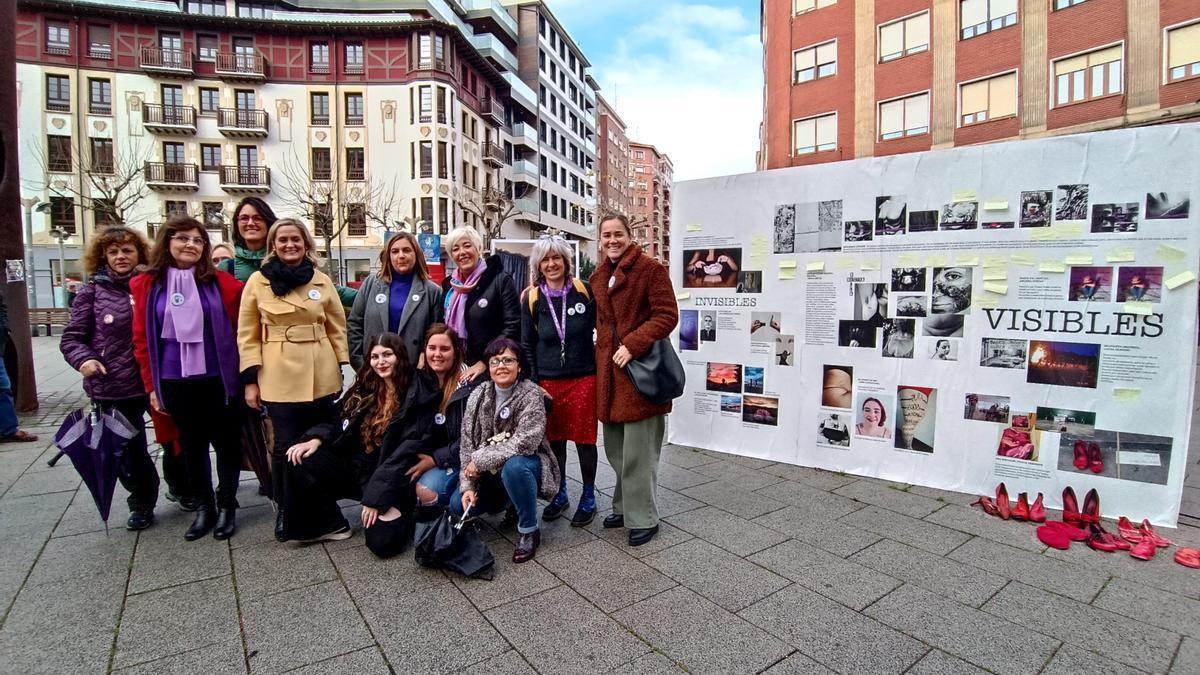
top-left (596, 93), bottom-right (631, 219)
top-left (628, 141), bottom-right (673, 265)
top-left (758, 0), bottom-right (1200, 170)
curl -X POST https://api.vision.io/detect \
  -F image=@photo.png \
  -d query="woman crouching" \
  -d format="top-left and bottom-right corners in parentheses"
top-left (283, 333), bottom-right (440, 557)
top-left (450, 337), bottom-right (559, 563)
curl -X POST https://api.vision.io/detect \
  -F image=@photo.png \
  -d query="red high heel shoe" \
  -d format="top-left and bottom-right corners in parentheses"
top-left (1062, 487), bottom-right (1083, 528)
top-left (1081, 488), bottom-right (1100, 526)
top-left (1117, 516), bottom-right (1142, 544)
top-left (1139, 519), bottom-right (1173, 548)
top-left (1088, 441), bottom-right (1103, 473)
top-left (1037, 521), bottom-right (1088, 550)
top-left (1129, 536), bottom-right (1157, 561)
top-left (1072, 439), bottom-right (1088, 470)
top-left (1029, 493), bottom-right (1046, 523)
top-left (1087, 523), bottom-right (1132, 552)
top-left (1011, 493), bottom-right (1031, 521)
top-left (995, 483), bottom-right (1011, 520)
top-left (1176, 548), bottom-right (1200, 569)
top-left (970, 496), bottom-right (1000, 517)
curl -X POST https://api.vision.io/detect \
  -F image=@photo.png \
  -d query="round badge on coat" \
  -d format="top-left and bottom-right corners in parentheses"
top-left (567, 308), bottom-right (576, 316)
top-left (478, 298), bottom-right (489, 308)
top-left (102, 314), bottom-right (114, 325)
top-left (375, 293), bottom-right (387, 304)
top-left (411, 294), bottom-right (420, 303)
top-left (574, 302), bottom-right (586, 314)
top-left (434, 413), bottom-right (446, 425)
top-left (342, 419), bottom-right (350, 431)
top-left (309, 289), bottom-right (321, 301)
top-left (169, 292), bottom-right (185, 306)
top-left (608, 277), bottom-right (615, 288)
top-left (499, 406), bottom-right (511, 420)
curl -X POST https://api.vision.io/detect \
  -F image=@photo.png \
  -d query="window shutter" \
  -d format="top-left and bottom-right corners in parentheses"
top-left (1086, 45), bottom-right (1122, 67)
top-left (1054, 54), bottom-right (1088, 76)
top-left (960, 0), bottom-right (986, 27)
top-left (1168, 23), bottom-right (1200, 69)
top-left (816, 41), bottom-right (836, 65)
top-left (816, 114), bottom-right (836, 146)
top-left (906, 14), bottom-right (930, 51)
top-left (904, 94), bottom-right (929, 130)
top-left (879, 22), bottom-right (903, 59)
top-left (988, 74), bottom-right (1017, 118)
top-left (880, 100), bottom-right (903, 136)
top-left (794, 48), bottom-right (815, 71)
top-left (961, 80), bottom-right (988, 115)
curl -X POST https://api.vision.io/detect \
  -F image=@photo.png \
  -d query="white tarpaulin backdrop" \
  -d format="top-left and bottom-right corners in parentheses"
top-left (669, 125), bottom-right (1198, 525)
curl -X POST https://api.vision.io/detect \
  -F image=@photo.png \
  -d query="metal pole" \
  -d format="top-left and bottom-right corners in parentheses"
top-left (55, 233), bottom-right (66, 309)
top-left (20, 198), bottom-right (37, 311)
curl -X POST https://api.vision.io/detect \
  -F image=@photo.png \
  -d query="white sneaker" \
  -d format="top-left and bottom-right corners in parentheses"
top-left (300, 526), bottom-right (352, 543)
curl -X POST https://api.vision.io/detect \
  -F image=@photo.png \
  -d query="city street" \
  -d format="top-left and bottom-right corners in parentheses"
top-left (1, 337), bottom-right (1199, 674)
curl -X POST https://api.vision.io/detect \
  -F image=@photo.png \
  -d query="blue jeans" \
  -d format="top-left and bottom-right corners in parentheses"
top-left (451, 454), bottom-right (542, 534)
top-left (0, 356), bottom-right (18, 437)
top-left (415, 466), bottom-right (459, 506)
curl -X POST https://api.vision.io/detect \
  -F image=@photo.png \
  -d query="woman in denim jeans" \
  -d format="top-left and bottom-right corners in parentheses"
top-left (407, 324), bottom-right (477, 508)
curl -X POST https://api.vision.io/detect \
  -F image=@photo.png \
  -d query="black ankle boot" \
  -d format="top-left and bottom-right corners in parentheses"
top-left (274, 508), bottom-right (286, 542)
top-left (213, 508), bottom-right (237, 541)
top-left (185, 507), bottom-right (216, 541)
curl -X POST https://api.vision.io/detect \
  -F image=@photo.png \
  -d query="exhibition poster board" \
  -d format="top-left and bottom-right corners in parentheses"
top-left (669, 126), bottom-right (1198, 525)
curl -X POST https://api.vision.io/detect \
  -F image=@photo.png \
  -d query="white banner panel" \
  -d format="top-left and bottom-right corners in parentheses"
top-left (670, 126), bottom-right (1199, 525)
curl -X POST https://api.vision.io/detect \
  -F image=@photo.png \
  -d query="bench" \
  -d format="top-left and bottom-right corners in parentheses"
top-left (28, 308), bottom-right (71, 336)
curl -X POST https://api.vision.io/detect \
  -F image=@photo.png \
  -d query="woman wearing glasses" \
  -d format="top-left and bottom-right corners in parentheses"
top-left (347, 232), bottom-right (443, 369)
top-left (450, 338), bottom-right (559, 563)
top-left (131, 217), bottom-right (245, 541)
top-left (520, 236), bottom-right (599, 526)
top-left (441, 227), bottom-right (520, 383)
top-left (237, 219), bottom-right (350, 542)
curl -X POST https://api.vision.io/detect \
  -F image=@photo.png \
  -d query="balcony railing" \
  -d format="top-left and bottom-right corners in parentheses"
top-left (215, 52), bottom-right (268, 80)
top-left (89, 101), bottom-right (112, 115)
top-left (47, 156), bottom-right (73, 173)
top-left (415, 58), bottom-right (451, 74)
top-left (482, 141), bottom-right (505, 167)
top-left (142, 103), bottom-right (197, 133)
top-left (46, 99), bottom-right (71, 113)
top-left (219, 165), bottom-right (271, 193)
top-left (46, 42), bottom-right (71, 56)
top-left (511, 122), bottom-right (537, 147)
top-left (344, 62), bottom-right (364, 75)
top-left (482, 98), bottom-right (504, 125)
top-left (345, 114), bottom-right (364, 126)
top-left (88, 44), bottom-right (112, 59)
top-left (140, 47), bottom-right (194, 75)
top-left (217, 108), bottom-right (269, 137)
top-left (144, 161), bottom-right (199, 189)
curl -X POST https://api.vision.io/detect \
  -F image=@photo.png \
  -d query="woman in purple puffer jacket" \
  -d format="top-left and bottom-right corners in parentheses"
top-left (60, 226), bottom-right (161, 531)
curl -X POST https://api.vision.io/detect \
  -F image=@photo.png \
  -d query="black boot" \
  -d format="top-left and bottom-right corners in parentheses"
top-left (274, 508), bottom-right (287, 542)
top-left (272, 459), bottom-right (287, 541)
top-left (185, 506), bottom-right (216, 541)
top-left (213, 508), bottom-right (237, 541)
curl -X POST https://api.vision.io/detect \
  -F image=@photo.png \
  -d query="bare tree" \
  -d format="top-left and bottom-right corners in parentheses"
top-left (26, 135), bottom-right (153, 233)
top-left (460, 187), bottom-right (520, 248)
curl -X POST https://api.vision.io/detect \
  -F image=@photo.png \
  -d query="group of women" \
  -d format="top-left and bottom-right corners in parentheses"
top-left (60, 205), bottom-right (679, 563)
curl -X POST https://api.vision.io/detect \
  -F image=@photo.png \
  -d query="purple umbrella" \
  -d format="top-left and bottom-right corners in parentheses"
top-left (52, 407), bottom-right (138, 531)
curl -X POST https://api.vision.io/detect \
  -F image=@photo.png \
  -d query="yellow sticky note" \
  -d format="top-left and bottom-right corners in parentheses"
top-left (972, 296), bottom-right (1000, 309)
top-left (1113, 387), bottom-right (1141, 401)
top-left (1165, 271), bottom-right (1196, 290)
top-left (1010, 254), bottom-right (1035, 266)
top-left (898, 253), bottom-right (921, 267)
top-left (778, 259), bottom-right (798, 269)
top-left (675, 292), bottom-right (690, 301)
top-left (1157, 244), bottom-right (1187, 262)
top-left (687, 223), bottom-right (702, 232)
top-left (954, 255), bottom-right (979, 267)
top-left (778, 269), bottom-right (796, 280)
top-left (984, 255), bottom-right (1007, 267)
top-left (983, 201), bottom-right (1009, 211)
top-left (1030, 229), bottom-right (1057, 241)
top-left (1123, 301), bottom-right (1153, 315)
top-left (925, 255), bottom-right (948, 268)
top-left (1039, 262), bottom-right (1066, 273)
top-left (806, 261), bottom-right (825, 272)
top-left (953, 190), bottom-right (976, 202)
top-left (983, 281), bottom-right (1008, 295)
top-left (1060, 223), bottom-right (1084, 235)
top-left (1106, 249), bottom-right (1135, 263)
top-left (983, 268), bottom-right (1008, 281)
top-left (1064, 253), bottom-right (1094, 266)
top-left (836, 257), bottom-right (857, 269)
top-left (861, 259), bottom-right (880, 271)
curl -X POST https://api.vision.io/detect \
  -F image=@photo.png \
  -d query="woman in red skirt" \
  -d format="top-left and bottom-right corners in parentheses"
top-left (520, 235), bottom-right (598, 526)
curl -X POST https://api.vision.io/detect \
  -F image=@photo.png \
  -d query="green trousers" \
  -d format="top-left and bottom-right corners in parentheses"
top-left (603, 415), bottom-right (666, 530)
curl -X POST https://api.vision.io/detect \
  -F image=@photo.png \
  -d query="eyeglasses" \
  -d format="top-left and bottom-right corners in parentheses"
top-left (171, 235), bottom-right (206, 247)
top-left (488, 357), bottom-right (519, 367)
top-left (237, 215), bottom-right (266, 223)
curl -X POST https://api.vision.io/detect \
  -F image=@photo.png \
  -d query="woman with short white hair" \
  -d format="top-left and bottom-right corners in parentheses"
top-left (520, 235), bottom-right (599, 526)
top-left (441, 227), bottom-right (520, 383)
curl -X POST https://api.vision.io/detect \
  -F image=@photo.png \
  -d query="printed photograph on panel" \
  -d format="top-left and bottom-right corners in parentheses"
top-left (894, 386), bottom-right (936, 453)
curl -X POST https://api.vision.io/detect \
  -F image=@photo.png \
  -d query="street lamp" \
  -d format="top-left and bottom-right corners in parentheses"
top-left (48, 225), bottom-right (71, 309)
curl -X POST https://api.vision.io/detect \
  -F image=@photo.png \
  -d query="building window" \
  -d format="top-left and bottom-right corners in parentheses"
top-left (46, 21), bottom-right (70, 55)
top-left (197, 34), bottom-right (218, 63)
top-left (417, 33), bottom-right (447, 70)
top-left (1167, 22), bottom-right (1200, 82)
top-left (345, 203), bottom-right (366, 237)
top-left (1054, 45), bottom-right (1122, 106)
top-left (90, 138), bottom-right (113, 174)
top-left (879, 93), bottom-right (930, 139)
top-left (200, 143), bottom-right (221, 171)
top-left (188, 0), bottom-right (227, 15)
top-left (437, 141), bottom-right (448, 179)
top-left (418, 141), bottom-right (433, 178)
top-left (1053, 0), bottom-right (1086, 8)
top-left (236, 1), bottom-right (271, 19)
top-left (346, 147), bottom-right (365, 181)
top-left (959, 72), bottom-right (1016, 125)
top-left (203, 202), bottom-right (225, 232)
top-left (436, 86), bottom-right (447, 124)
top-left (163, 141), bottom-right (185, 165)
top-left (310, 42), bottom-right (330, 73)
top-left (793, 41), bottom-right (836, 83)
top-left (49, 196), bottom-right (76, 234)
top-left (793, 0), bottom-right (836, 15)
top-left (199, 87), bottom-right (220, 115)
top-left (418, 85), bottom-right (433, 123)
top-left (344, 42), bottom-right (364, 73)
top-left (87, 25), bottom-right (111, 59)
top-left (48, 135), bottom-right (72, 172)
top-left (313, 202), bottom-right (332, 237)
top-left (960, 0), bottom-right (1017, 40)
top-left (792, 113), bottom-right (836, 154)
top-left (879, 13), bottom-right (929, 62)
top-left (311, 148), bottom-right (331, 180)
top-left (345, 92), bottom-right (364, 125)
top-left (311, 92), bottom-right (330, 125)
top-left (87, 78), bottom-right (111, 115)
top-left (46, 75), bottom-right (70, 112)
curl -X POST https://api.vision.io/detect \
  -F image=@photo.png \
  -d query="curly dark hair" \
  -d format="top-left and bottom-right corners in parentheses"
top-left (82, 226), bottom-right (150, 275)
top-left (343, 332), bottom-right (412, 452)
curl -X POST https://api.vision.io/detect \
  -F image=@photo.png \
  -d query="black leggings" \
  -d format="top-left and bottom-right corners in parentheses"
top-left (551, 441), bottom-right (597, 487)
top-left (264, 396), bottom-right (338, 509)
top-left (159, 377), bottom-right (243, 509)
top-left (97, 396), bottom-right (160, 513)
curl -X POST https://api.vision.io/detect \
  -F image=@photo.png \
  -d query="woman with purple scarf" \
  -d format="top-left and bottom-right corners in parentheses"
top-left (132, 217), bottom-right (245, 541)
top-left (440, 227), bottom-right (520, 383)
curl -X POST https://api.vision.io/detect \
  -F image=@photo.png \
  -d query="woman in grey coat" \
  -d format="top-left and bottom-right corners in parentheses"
top-left (348, 232), bottom-right (443, 369)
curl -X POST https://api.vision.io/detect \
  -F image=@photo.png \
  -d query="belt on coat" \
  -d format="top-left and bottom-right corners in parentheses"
top-left (264, 324), bottom-right (327, 343)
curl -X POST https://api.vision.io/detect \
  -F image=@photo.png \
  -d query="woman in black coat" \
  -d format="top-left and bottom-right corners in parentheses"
top-left (441, 227), bottom-right (520, 383)
top-left (284, 332), bottom-right (440, 558)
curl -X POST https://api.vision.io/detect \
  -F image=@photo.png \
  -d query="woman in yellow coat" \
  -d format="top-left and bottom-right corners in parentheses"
top-left (237, 218), bottom-right (349, 540)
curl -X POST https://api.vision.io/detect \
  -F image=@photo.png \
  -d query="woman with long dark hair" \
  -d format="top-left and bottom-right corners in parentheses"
top-left (406, 324), bottom-right (475, 508)
top-left (218, 197), bottom-right (275, 283)
top-left (131, 217), bottom-right (245, 541)
top-left (284, 333), bottom-right (441, 557)
top-left (348, 231), bottom-right (443, 369)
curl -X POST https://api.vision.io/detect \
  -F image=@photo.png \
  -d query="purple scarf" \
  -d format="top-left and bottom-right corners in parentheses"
top-left (161, 266), bottom-right (206, 377)
top-left (445, 261), bottom-right (486, 342)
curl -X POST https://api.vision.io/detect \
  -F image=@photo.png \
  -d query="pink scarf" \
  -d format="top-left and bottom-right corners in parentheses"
top-left (161, 266), bottom-right (207, 377)
top-left (445, 261), bottom-right (486, 341)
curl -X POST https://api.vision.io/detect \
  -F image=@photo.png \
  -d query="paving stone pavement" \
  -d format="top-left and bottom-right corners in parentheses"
top-left (2, 337), bottom-right (1200, 674)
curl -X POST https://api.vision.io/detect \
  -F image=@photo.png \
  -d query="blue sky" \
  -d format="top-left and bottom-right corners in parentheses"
top-left (547, 1), bottom-right (764, 182)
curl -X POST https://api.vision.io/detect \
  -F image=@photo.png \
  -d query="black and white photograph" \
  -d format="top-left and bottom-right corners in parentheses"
top-left (894, 295), bottom-right (927, 317)
top-left (816, 410), bottom-right (851, 448)
top-left (1055, 184), bottom-right (1089, 222)
top-left (750, 311), bottom-right (781, 344)
top-left (1020, 190), bottom-right (1052, 227)
top-left (844, 220), bottom-right (874, 242)
top-left (923, 337), bottom-right (958, 360)
top-left (736, 270), bottom-right (763, 293)
top-left (982, 221), bottom-right (1015, 229)
top-left (875, 196), bottom-right (906, 236)
top-left (940, 201), bottom-right (979, 230)
top-left (882, 318), bottom-right (915, 358)
top-left (907, 210), bottom-right (939, 233)
top-left (922, 314), bottom-right (964, 337)
top-left (1145, 192), bottom-right (1190, 220)
top-left (700, 311), bottom-right (717, 342)
top-left (773, 203), bottom-right (797, 253)
top-left (1090, 202), bottom-right (1139, 233)
top-left (854, 283), bottom-right (889, 327)
top-left (891, 267), bottom-right (926, 292)
top-left (838, 320), bottom-right (878, 348)
top-left (930, 267), bottom-right (972, 315)
top-left (980, 337), bottom-right (1028, 369)
top-left (775, 335), bottom-right (795, 366)
top-left (818, 200), bottom-right (844, 251)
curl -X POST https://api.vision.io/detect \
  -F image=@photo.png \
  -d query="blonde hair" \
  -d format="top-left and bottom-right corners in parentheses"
top-left (263, 218), bottom-right (320, 265)
top-left (444, 226), bottom-right (484, 257)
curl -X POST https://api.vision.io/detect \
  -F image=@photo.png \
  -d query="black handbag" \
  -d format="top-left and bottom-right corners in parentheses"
top-left (413, 505), bottom-right (495, 579)
top-left (610, 321), bottom-right (686, 405)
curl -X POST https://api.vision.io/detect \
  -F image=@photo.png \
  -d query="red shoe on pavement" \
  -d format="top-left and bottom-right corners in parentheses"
top-left (1029, 493), bottom-right (1046, 523)
top-left (1175, 548), bottom-right (1200, 569)
top-left (996, 483), bottom-right (1011, 520)
top-left (1062, 487), bottom-right (1083, 528)
top-left (1139, 519), bottom-right (1173, 548)
top-left (1011, 493), bottom-right (1031, 521)
top-left (1117, 516), bottom-right (1142, 544)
